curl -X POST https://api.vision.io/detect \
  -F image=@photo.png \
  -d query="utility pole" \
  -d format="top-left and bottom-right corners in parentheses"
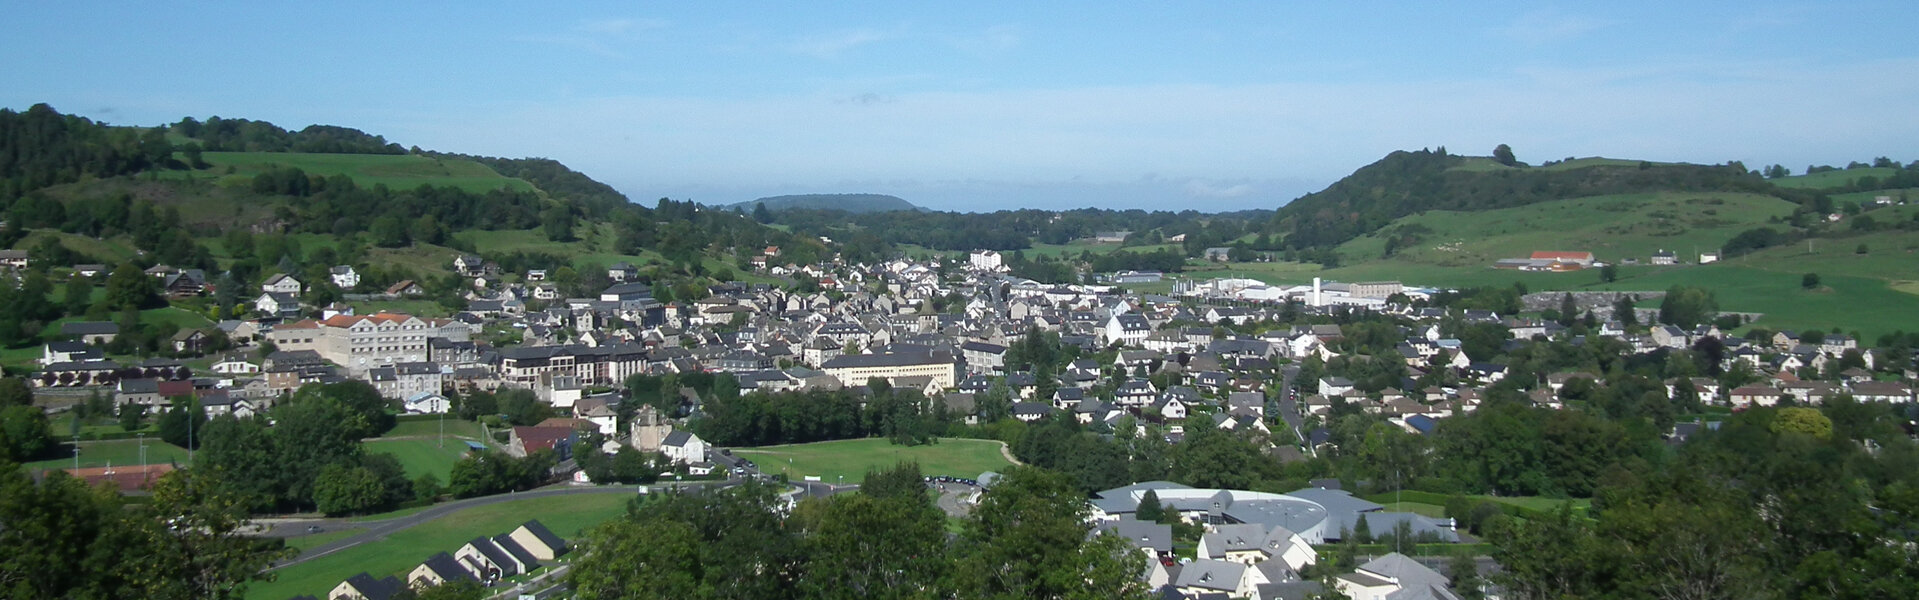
top-left (73, 433), bottom-right (80, 471)
top-left (138, 433), bottom-right (146, 467)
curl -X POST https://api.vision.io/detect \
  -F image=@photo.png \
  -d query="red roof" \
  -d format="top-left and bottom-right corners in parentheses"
top-left (1530, 251), bottom-right (1593, 261)
top-left (512, 426), bottom-right (574, 454)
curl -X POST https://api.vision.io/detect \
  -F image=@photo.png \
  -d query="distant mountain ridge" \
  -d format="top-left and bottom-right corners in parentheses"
top-left (730, 193), bottom-right (918, 214)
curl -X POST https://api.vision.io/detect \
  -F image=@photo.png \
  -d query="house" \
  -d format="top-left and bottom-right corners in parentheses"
top-left (260, 273), bottom-right (303, 294)
top-left (59, 321), bottom-right (118, 345)
top-left (1729, 385), bottom-right (1785, 408)
top-left (453, 255), bottom-right (486, 277)
top-left (329, 265), bottom-right (360, 289)
top-left (1177, 559), bottom-right (1253, 597)
top-left (1011, 401), bottom-right (1055, 422)
top-left (161, 269), bottom-right (208, 297)
top-left (1334, 552), bottom-right (1457, 600)
top-left (1103, 313), bottom-right (1152, 347)
top-left (663, 430), bottom-right (709, 465)
top-left (328, 572), bottom-right (404, 600)
top-left (0, 249), bottom-right (28, 269)
top-left (407, 552), bottom-right (477, 589)
top-left (1651, 249), bottom-right (1677, 265)
top-left (254, 291), bottom-right (301, 316)
top-left (508, 426), bottom-right (575, 460)
top-left (170, 329), bottom-right (209, 354)
top-left (607, 262), bottom-right (638, 282)
top-left (403, 392), bottom-right (452, 414)
top-left (386, 279), bottom-right (426, 297)
top-left (505, 520), bottom-right (569, 561)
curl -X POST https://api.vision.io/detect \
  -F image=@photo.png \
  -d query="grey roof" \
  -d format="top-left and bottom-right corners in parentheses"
top-left (663, 430), bottom-right (695, 447)
top-left (419, 552), bottom-right (476, 583)
top-left (1098, 518), bottom-right (1173, 553)
top-left (516, 520), bottom-right (567, 555)
top-left (1200, 523), bottom-right (1266, 555)
top-left (1356, 552), bottom-right (1449, 591)
top-left (1284, 487), bottom-right (1383, 533)
top-left (1175, 559), bottom-right (1245, 592)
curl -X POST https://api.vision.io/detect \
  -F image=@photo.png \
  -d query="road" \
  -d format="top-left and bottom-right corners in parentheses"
top-left (271, 479), bottom-right (738, 569)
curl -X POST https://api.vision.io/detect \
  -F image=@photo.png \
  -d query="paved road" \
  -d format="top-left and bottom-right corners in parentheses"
top-left (271, 479), bottom-right (738, 569)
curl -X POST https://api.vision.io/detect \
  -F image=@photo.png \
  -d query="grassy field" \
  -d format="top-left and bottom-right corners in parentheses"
top-left (250, 493), bottom-right (631, 600)
top-left (23, 437), bottom-right (190, 472)
top-left (1376, 501), bottom-right (1448, 518)
top-left (732, 437), bottom-right (1015, 484)
top-left (365, 439), bottom-right (473, 483)
top-left (1333, 192), bottom-right (1795, 268)
top-left (382, 417), bottom-right (484, 440)
top-left (173, 152), bottom-right (536, 195)
top-left (1773, 167), bottom-right (1900, 190)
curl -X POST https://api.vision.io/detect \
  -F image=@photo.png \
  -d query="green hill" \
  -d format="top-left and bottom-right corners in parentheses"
top-left (1273, 148), bottom-right (1779, 249)
top-left (165, 151), bottom-right (536, 194)
top-left (732, 193), bottom-right (917, 214)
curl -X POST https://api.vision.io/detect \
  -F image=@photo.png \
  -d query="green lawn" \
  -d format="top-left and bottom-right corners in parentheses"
top-left (173, 152), bottom-right (536, 195)
top-left (250, 493), bottom-right (632, 600)
top-left (381, 417), bottom-right (483, 440)
top-left (23, 437), bottom-right (189, 472)
top-left (364, 439), bottom-right (472, 483)
top-left (733, 437), bottom-right (1015, 484)
top-left (1773, 167), bottom-right (1901, 190)
top-left (284, 529), bottom-right (358, 553)
top-left (1376, 501), bottom-right (1449, 518)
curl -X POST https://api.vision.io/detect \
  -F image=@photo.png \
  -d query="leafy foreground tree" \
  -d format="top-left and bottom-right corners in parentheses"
top-left (568, 464), bottom-right (1151, 600)
top-left (0, 462), bottom-right (291, 599)
top-left (948, 466), bottom-right (1154, 600)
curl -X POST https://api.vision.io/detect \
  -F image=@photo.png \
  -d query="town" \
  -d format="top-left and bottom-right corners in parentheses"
top-left (17, 239), bottom-right (1917, 599)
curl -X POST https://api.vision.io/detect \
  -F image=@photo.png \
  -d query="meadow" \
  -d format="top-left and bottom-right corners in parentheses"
top-left (178, 152), bottom-right (536, 194)
top-left (249, 493), bottom-right (631, 600)
top-left (732, 437), bottom-right (1015, 484)
top-left (364, 439), bottom-right (472, 483)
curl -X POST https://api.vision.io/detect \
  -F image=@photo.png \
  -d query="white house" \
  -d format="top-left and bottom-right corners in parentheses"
top-left (1103, 313), bottom-right (1152, 347)
top-left (329, 265), bottom-right (360, 289)
top-left (404, 392), bottom-right (452, 414)
top-left (261, 273), bottom-right (303, 294)
top-left (254, 292), bottom-right (300, 316)
top-left (662, 431), bottom-right (708, 465)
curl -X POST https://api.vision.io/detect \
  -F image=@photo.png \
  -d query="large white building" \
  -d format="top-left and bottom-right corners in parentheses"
top-left (821, 351), bottom-right (959, 390)
top-left (268, 312), bottom-right (469, 376)
top-left (969, 250), bottom-right (1006, 272)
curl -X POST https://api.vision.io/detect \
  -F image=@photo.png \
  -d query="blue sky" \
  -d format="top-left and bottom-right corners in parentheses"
top-left (6, 2), bottom-right (1918, 212)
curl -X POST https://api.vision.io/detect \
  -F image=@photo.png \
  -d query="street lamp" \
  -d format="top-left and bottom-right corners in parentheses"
top-left (72, 433), bottom-right (80, 471)
top-left (137, 433), bottom-right (146, 467)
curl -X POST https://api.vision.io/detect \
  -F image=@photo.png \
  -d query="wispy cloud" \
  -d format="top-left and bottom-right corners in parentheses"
top-left (787, 28), bottom-right (894, 58)
top-left (1499, 10), bottom-right (1618, 45)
